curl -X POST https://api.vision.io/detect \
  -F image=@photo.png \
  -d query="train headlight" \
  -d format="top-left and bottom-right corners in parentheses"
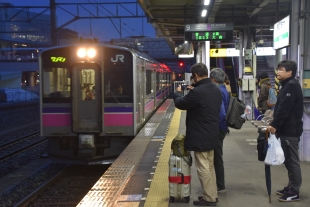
top-left (87, 48), bottom-right (96, 58)
top-left (77, 48), bottom-right (86, 58)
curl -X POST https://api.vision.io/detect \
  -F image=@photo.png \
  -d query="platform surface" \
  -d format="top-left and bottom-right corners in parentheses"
top-left (77, 99), bottom-right (310, 207)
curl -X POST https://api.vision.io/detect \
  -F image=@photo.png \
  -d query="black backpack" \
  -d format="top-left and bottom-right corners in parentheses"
top-left (225, 96), bottom-right (246, 129)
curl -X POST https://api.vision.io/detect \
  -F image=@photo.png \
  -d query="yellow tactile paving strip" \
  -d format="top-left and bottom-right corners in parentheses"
top-left (144, 108), bottom-right (181, 207)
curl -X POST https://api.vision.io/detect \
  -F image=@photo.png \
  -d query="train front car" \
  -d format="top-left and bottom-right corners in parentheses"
top-left (40, 45), bottom-right (135, 162)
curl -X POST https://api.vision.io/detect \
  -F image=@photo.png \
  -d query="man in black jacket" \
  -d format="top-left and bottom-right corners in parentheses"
top-left (267, 60), bottom-right (303, 202)
top-left (173, 63), bottom-right (222, 206)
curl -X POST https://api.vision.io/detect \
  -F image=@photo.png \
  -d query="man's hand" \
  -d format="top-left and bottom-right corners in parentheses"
top-left (176, 85), bottom-right (182, 92)
top-left (267, 126), bottom-right (276, 134)
top-left (187, 85), bottom-right (194, 90)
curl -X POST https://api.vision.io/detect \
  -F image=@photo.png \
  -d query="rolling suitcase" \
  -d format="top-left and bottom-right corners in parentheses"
top-left (168, 154), bottom-right (191, 203)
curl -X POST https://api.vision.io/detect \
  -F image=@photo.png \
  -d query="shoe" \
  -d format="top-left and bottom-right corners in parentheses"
top-left (278, 191), bottom-right (300, 202)
top-left (276, 186), bottom-right (289, 196)
top-left (193, 198), bottom-right (217, 206)
top-left (217, 188), bottom-right (226, 193)
top-left (198, 197), bottom-right (218, 203)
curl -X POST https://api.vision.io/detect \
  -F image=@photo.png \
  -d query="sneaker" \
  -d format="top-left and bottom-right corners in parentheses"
top-left (276, 186), bottom-right (289, 196)
top-left (193, 198), bottom-right (217, 206)
top-left (217, 188), bottom-right (226, 193)
top-left (278, 191), bottom-right (300, 202)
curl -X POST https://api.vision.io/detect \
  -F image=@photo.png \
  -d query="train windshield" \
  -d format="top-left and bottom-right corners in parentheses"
top-left (104, 49), bottom-right (133, 103)
top-left (40, 47), bottom-right (71, 103)
top-left (80, 69), bottom-right (95, 100)
top-left (42, 67), bottom-right (71, 99)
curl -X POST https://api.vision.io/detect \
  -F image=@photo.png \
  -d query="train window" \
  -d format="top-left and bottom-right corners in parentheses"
top-left (146, 70), bottom-right (152, 95)
top-left (80, 69), bottom-right (95, 101)
top-left (103, 48), bottom-right (133, 103)
top-left (156, 73), bottom-right (160, 90)
top-left (42, 67), bottom-right (71, 100)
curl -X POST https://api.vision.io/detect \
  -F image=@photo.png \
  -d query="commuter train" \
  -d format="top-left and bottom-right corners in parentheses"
top-left (39, 44), bottom-right (172, 162)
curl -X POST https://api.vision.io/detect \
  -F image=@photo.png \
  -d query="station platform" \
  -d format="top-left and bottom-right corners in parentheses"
top-left (77, 99), bottom-right (310, 207)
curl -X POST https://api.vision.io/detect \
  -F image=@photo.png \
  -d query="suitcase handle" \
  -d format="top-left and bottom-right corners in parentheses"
top-left (178, 172), bottom-right (184, 184)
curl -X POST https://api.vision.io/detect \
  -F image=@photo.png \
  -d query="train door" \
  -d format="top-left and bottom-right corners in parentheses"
top-left (72, 64), bottom-right (101, 132)
top-left (141, 65), bottom-right (145, 122)
top-left (135, 63), bottom-right (143, 128)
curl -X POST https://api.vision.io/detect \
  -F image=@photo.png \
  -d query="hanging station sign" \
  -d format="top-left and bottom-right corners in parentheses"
top-left (184, 23), bottom-right (234, 41)
top-left (273, 15), bottom-right (290, 50)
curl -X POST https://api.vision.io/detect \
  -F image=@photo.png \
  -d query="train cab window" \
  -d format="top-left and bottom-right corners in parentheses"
top-left (80, 69), bottom-right (95, 101)
top-left (103, 49), bottom-right (133, 103)
top-left (42, 67), bottom-right (71, 100)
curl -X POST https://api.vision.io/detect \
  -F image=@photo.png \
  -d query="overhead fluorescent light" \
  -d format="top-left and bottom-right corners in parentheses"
top-left (178, 53), bottom-right (194, 58)
top-left (204, 0), bottom-right (210, 5)
top-left (201, 9), bottom-right (207, 17)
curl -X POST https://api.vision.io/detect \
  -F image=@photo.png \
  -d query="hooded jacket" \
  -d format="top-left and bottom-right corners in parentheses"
top-left (270, 77), bottom-right (303, 137)
top-left (173, 78), bottom-right (222, 152)
top-left (258, 77), bottom-right (270, 111)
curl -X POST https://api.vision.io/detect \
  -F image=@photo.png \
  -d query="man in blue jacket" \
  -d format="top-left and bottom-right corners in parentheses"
top-left (267, 60), bottom-right (303, 202)
top-left (173, 63), bottom-right (222, 206)
top-left (210, 68), bottom-right (230, 193)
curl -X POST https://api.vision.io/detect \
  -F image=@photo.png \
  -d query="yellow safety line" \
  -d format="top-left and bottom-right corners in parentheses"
top-left (144, 108), bottom-right (182, 207)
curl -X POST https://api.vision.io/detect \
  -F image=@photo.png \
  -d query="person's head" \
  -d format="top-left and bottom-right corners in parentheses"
top-left (276, 60), bottom-right (296, 81)
top-left (210, 68), bottom-right (225, 84)
top-left (260, 72), bottom-right (269, 80)
top-left (190, 63), bottom-right (208, 82)
top-left (224, 74), bottom-right (230, 84)
top-left (118, 85), bottom-right (123, 93)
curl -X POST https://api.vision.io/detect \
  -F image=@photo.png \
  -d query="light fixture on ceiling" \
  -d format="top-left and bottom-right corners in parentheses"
top-left (269, 25), bottom-right (274, 30)
top-left (204, 0), bottom-right (210, 5)
top-left (201, 9), bottom-right (207, 17)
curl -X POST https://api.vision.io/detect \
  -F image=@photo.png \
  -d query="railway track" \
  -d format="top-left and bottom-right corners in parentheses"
top-left (14, 164), bottom-right (109, 207)
top-left (0, 132), bottom-right (45, 162)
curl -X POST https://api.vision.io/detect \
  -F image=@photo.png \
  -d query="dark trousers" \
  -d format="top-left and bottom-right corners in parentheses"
top-left (214, 129), bottom-right (227, 189)
top-left (281, 136), bottom-right (302, 193)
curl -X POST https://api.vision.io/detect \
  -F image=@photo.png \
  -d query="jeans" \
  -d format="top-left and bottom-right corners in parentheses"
top-left (281, 136), bottom-right (302, 193)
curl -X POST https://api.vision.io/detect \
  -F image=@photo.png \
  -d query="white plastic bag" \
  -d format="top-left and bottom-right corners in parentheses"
top-left (264, 133), bottom-right (285, 165)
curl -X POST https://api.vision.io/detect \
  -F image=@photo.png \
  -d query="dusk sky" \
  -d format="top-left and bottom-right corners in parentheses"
top-left (6, 0), bottom-right (156, 42)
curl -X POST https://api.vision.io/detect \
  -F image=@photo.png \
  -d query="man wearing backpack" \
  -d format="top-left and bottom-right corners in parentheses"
top-left (210, 68), bottom-right (230, 194)
top-left (267, 60), bottom-right (303, 202)
top-left (173, 63), bottom-right (222, 206)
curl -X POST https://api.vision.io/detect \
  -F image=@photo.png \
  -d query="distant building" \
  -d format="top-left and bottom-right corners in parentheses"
top-left (0, 2), bottom-right (51, 47)
top-left (0, 2), bottom-right (78, 61)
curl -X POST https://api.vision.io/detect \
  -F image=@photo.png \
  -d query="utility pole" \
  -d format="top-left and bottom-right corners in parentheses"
top-left (50, 0), bottom-right (57, 46)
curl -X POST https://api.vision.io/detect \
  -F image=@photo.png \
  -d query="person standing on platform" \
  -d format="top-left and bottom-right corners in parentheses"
top-left (224, 74), bottom-right (232, 95)
top-left (257, 72), bottom-right (271, 114)
top-left (173, 63), bottom-right (222, 206)
top-left (267, 60), bottom-right (303, 202)
top-left (210, 68), bottom-right (230, 193)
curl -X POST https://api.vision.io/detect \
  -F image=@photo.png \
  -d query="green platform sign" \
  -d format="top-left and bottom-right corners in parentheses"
top-left (184, 23), bottom-right (234, 41)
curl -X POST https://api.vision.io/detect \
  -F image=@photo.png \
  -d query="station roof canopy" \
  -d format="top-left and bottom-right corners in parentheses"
top-left (138, 0), bottom-right (292, 50)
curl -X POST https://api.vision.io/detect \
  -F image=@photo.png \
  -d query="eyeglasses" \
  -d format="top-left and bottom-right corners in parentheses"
top-left (276, 68), bottom-right (286, 72)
